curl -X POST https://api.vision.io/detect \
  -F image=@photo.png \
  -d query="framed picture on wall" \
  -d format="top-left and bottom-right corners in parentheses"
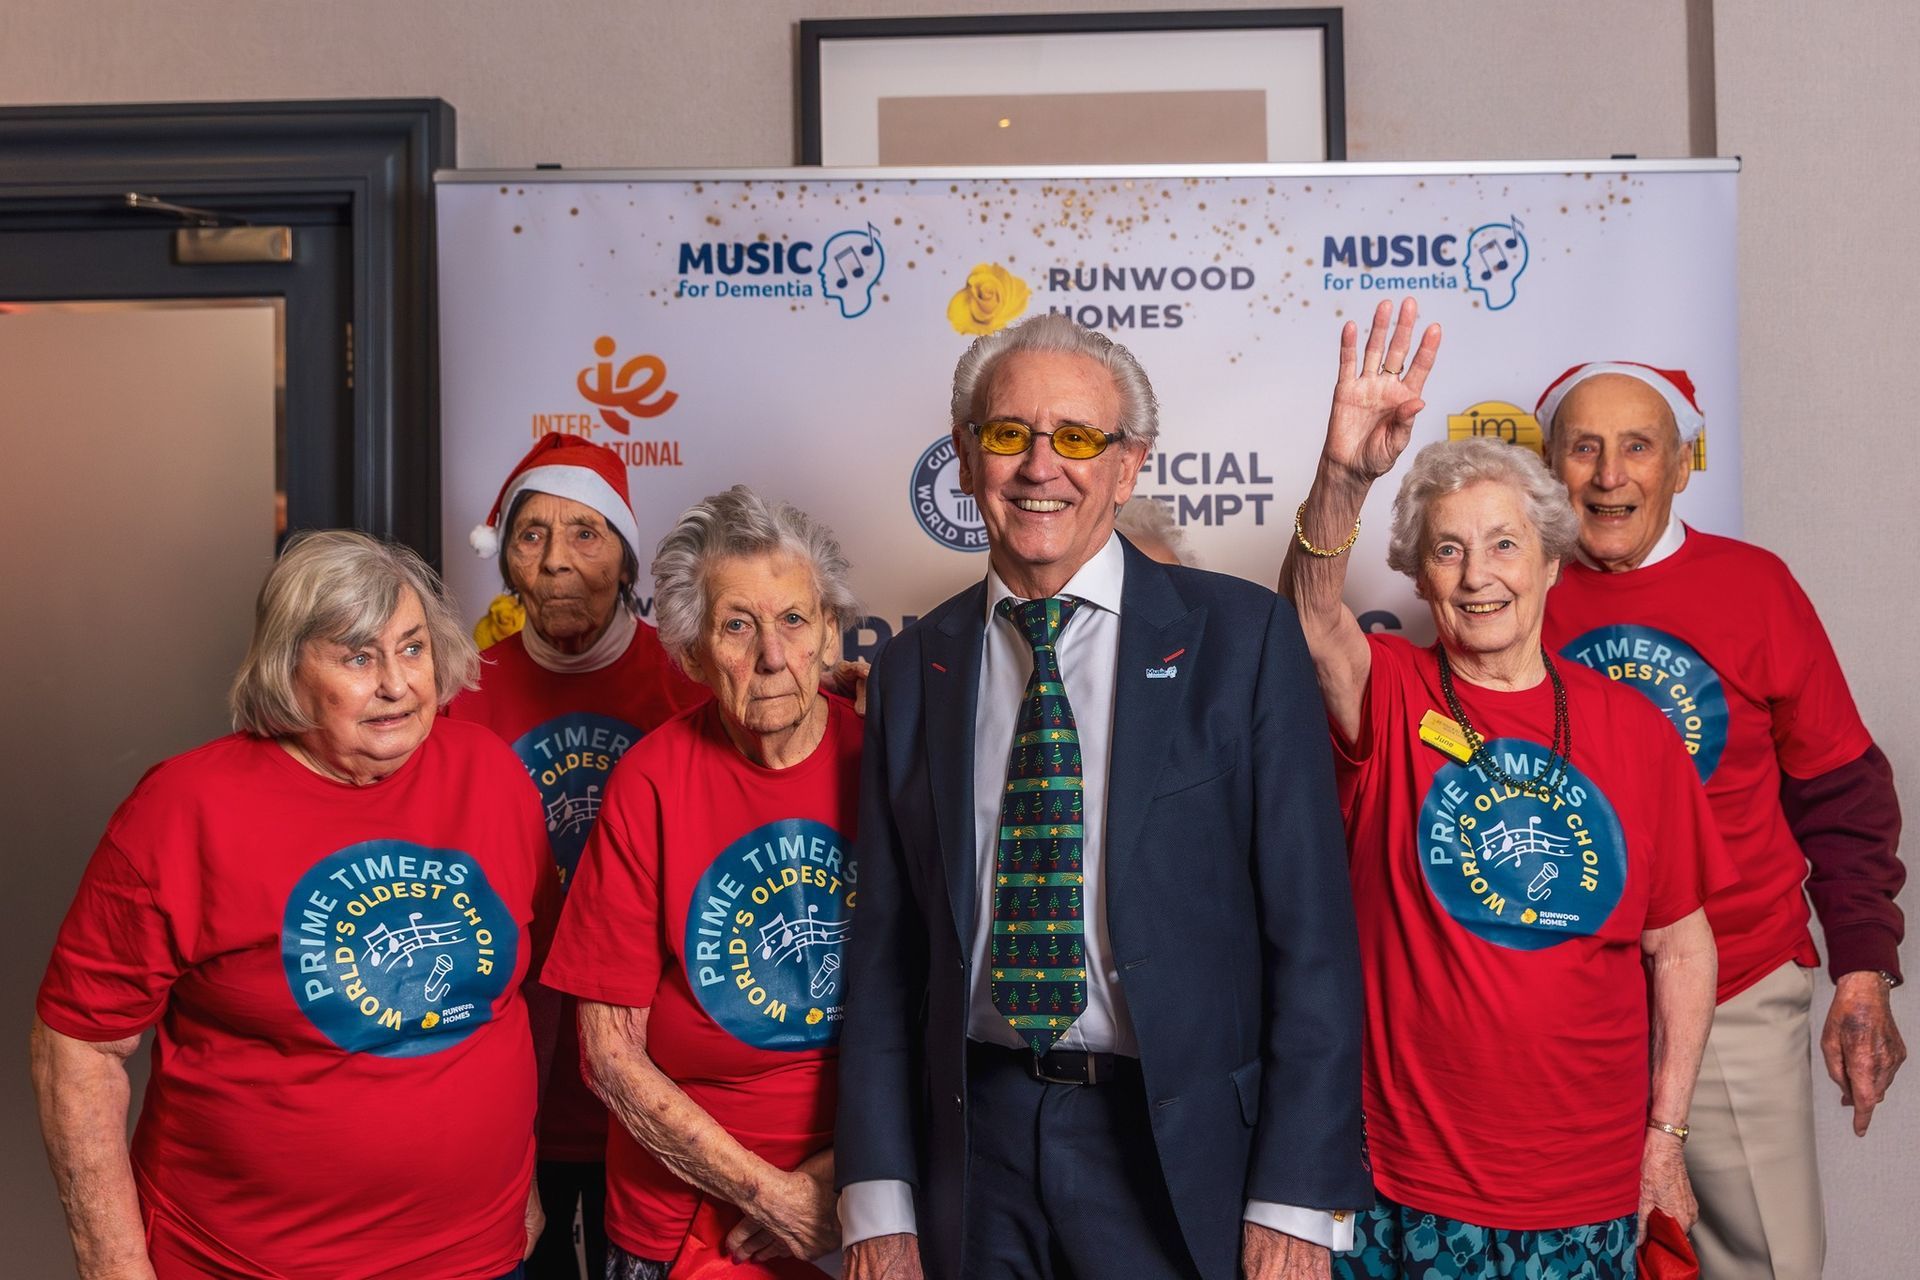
top-left (799, 9), bottom-right (1345, 166)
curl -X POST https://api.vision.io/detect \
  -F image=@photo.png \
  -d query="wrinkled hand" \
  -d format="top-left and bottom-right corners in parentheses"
top-left (732, 1160), bottom-right (839, 1263)
top-left (827, 659), bottom-right (873, 717)
top-left (1324, 297), bottom-right (1442, 482)
top-left (1636, 1129), bottom-right (1696, 1246)
top-left (1823, 971), bottom-right (1907, 1135)
top-left (524, 1182), bottom-right (546, 1260)
top-left (845, 1233), bottom-right (924, 1280)
top-left (1241, 1221), bottom-right (1331, 1280)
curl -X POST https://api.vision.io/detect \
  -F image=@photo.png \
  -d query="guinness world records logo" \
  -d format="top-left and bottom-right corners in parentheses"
top-left (909, 436), bottom-right (988, 552)
top-left (1416, 738), bottom-right (1627, 951)
top-left (1560, 624), bottom-right (1729, 782)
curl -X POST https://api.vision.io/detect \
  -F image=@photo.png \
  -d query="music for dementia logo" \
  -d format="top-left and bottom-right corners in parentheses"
top-left (674, 222), bottom-right (886, 318)
top-left (1321, 216), bottom-right (1530, 310)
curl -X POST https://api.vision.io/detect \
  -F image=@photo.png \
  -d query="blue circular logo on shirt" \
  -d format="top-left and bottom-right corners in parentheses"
top-left (510, 712), bottom-right (642, 891)
top-left (1559, 624), bottom-right (1728, 782)
top-left (1415, 738), bottom-right (1628, 950)
top-left (281, 840), bottom-right (518, 1056)
top-left (682, 818), bottom-right (858, 1051)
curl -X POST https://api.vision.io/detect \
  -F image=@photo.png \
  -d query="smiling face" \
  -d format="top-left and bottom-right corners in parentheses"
top-left (289, 587), bottom-right (437, 785)
top-left (955, 349), bottom-right (1148, 600)
top-left (1547, 374), bottom-right (1692, 573)
top-left (686, 552), bottom-right (840, 762)
top-left (1418, 481), bottom-right (1560, 674)
top-left (505, 491), bottom-right (629, 652)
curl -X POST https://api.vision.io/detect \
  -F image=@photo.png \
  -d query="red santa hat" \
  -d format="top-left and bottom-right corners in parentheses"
top-left (469, 434), bottom-right (640, 559)
top-left (1533, 362), bottom-right (1705, 445)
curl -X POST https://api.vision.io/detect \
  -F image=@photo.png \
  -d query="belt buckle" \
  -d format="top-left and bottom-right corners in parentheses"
top-left (1032, 1051), bottom-right (1095, 1086)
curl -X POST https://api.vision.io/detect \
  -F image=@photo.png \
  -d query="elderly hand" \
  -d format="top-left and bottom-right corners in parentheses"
top-left (1823, 971), bottom-right (1907, 1136)
top-left (845, 1233), bottom-right (924, 1280)
top-left (1241, 1221), bottom-right (1332, 1280)
top-left (523, 1182), bottom-right (545, 1259)
top-left (827, 658), bottom-right (873, 716)
top-left (1324, 297), bottom-right (1442, 483)
top-left (729, 1153), bottom-right (838, 1262)
top-left (1636, 1128), bottom-right (1696, 1246)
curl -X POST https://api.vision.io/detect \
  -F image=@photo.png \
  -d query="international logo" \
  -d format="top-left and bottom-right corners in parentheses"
top-left (511, 712), bottom-right (642, 889)
top-left (673, 222), bottom-right (886, 319)
top-left (282, 840), bottom-right (518, 1056)
top-left (1560, 625), bottom-right (1729, 782)
top-left (1416, 738), bottom-right (1626, 950)
top-left (1447, 400), bottom-right (1545, 456)
top-left (1320, 215), bottom-right (1530, 310)
top-left (683, 818), bottom-right (858, 1051)
top-left (948, 262), bottom-right (1031, 335)
top-left (529, 335), bottom-right (684, 469)
top-left (909, 435), bottom-right (988, 552)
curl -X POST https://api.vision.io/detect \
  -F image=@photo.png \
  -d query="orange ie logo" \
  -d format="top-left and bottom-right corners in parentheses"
top-left (578, 336), bottom-right (677, 434)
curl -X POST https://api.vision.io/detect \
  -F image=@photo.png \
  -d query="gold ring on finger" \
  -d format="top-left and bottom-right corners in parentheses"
top-left (1380, 362), bottom-right (1403, 377)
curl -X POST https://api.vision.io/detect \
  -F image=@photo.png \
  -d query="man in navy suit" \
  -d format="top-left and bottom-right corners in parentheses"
top-left (835, 314), bottom-right (1370, 1280)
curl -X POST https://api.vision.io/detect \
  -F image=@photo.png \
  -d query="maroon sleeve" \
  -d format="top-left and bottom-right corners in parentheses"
top-left (1782, 742), bottom-right (1905, 983)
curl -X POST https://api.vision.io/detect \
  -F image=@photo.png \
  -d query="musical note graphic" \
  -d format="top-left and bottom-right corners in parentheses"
top-left (424, 954), bottom-right (455, 1002)
top-left (361, 912), bottom-right (468, 972)
top-left (1474, 815), bottom-right (1572, 872)
top-left (1476, 240), bottom-right (1509, 281)
top-left (755, 904), bottom-right (852, 968)
top-left (833, 246), bottom-right (866, 288)
top-left (546, 785), bottom-right (601, 839)
top-left (810, 952), bottom-right (842, 999)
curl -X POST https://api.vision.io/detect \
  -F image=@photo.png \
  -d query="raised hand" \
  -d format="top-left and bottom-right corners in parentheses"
top-left (1325, 297), bottom-right (1442, 482)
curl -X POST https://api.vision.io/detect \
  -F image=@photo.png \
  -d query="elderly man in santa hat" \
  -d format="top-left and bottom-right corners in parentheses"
top-left (1537, 363), bottom-right (1906, 1280)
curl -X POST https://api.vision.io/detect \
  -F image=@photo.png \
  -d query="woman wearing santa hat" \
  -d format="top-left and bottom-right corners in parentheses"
top-left (447, 433), bottom-right (710, 1280)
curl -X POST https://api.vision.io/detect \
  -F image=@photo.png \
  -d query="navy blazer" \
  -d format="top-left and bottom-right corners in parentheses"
top-left (837, 537), bottom-right (1370, 1280)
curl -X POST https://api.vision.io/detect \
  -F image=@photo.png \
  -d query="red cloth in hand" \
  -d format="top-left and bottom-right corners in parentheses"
top-left (669, 1196), bottom-right (830, 1280)
top-left (1636, 1208), bottom-right (1700, 1280)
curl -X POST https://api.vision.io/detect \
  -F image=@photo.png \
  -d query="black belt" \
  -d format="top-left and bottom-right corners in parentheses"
top-left (969, 1038), bottom-right (1137, 1086)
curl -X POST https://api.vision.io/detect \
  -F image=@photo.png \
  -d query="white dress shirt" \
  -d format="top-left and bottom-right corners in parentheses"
top-left (840, 535), bottom-right (1356, 1253)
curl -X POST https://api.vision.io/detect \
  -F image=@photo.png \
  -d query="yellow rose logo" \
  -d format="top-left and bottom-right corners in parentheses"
top-left (1521, 908), bottom-right (1539, 924)
top-left (948, 263), bottom-right (1031, 335)
top-left (420, 1011), bottom-right (442, 1029)
top-left (805, 1007), bottom-right (825, 1025)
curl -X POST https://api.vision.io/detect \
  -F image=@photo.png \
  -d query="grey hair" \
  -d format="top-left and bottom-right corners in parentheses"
top-left (496, 488), bottom-right (642, 614)
top-left (1386, 438), bottom-right (1581, 578)
top-left (650, 485), bottom-right (861, 664)
top-left (230, 530), bottom-right (481, 737)
top-left (949, 311), bottom-right (1160, 446)
top-left (1114, 496), bottom-right (1196, 567)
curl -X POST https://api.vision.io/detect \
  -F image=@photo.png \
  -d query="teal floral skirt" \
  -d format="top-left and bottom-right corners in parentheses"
top-left (1335, 1193), bottom-right (1636, 1280)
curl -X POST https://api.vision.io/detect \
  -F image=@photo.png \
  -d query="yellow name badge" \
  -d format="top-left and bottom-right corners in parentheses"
top-left (1418, 710), bottom-right (1474, 763)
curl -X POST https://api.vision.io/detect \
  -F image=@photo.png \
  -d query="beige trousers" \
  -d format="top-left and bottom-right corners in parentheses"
top-left (1686, 959), bottom-right (1825, 1279)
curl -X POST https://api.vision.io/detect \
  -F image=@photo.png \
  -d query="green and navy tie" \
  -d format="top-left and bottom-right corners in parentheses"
top-left (991, 595), bottom-right (1087, 1056)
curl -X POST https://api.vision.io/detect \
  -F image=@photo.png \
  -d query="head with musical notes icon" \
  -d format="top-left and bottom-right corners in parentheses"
top-left (1463, 217), bottom-right (1529, 311)
top-left (817, 222), bottom-right (885, 319)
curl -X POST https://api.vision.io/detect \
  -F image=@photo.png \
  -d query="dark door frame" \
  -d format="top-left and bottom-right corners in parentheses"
top-left (0, 99), bottom-right (455, 562)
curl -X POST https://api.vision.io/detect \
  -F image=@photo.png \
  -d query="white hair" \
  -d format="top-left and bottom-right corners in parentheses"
top-left (1115, 497), bottom-right (1196, 566)
top-left (949, 311), bottom-right (1160, 446)
top-left (1386, 438), bottom-right (1580, 578)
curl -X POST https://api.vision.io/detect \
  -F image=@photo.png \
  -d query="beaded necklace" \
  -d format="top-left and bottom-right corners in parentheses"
top-left (1434, 644), bottom-right (1573, 802)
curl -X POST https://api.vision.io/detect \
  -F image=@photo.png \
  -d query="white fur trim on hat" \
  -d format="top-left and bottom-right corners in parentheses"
top-left (1535, 362), bottom-right (1705, 445)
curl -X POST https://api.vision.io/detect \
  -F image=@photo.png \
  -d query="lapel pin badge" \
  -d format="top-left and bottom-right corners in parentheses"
top-left (1146, 647), bottom-right (1185, 679)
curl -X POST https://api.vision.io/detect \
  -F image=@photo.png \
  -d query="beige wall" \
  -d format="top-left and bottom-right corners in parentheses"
top-left (2, 0), bottom-right (1911, 1274)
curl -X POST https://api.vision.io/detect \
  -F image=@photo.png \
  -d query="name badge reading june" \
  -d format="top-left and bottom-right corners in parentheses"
top-left (1418, 710), bottom-right (1474, 763)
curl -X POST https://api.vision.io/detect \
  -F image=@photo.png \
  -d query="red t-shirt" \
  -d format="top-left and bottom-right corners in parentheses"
top-left (445, 624), bottom-right (706, 1160)
top-left (36, 722), bottom-right (557, 1280)
top-left (542, 696), bottom-right (861, 1261)
top-left (1544, 529), bottom-right (1873, 1001)
top-left (1336, 636), bottom-right (1731, 1229)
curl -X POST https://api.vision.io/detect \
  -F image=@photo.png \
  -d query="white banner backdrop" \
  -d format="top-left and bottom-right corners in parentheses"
top-left (437, 162), bottom-right (1739, 660)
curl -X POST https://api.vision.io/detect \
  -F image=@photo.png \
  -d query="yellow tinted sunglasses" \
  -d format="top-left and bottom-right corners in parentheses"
top-left (969, 418), bottom-right (1118, 460)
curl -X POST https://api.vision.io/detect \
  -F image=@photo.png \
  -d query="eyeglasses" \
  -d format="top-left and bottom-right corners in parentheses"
top-left (968, 419), bottom-right (1118, 460)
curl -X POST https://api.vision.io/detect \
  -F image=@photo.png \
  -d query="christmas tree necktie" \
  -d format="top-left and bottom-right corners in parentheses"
top-left (990, 595), bottom-right (1087, 1056)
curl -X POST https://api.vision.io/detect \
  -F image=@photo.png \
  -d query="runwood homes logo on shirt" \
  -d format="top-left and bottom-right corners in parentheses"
top-left (683, 818), bottom-right (857, 1051)
top-left (281, 840), bottom-right (518, 1056)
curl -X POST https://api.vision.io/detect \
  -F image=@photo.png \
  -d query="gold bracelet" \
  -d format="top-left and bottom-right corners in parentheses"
top-left (1648, 1119), bottom-right (1690, 1144)
top-left (1294, 500), bottom-right (1361, 558)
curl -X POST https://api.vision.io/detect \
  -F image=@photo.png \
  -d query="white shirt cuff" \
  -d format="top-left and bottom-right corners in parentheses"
top-left (1244, 1200), bottom-right (1360, 1253)
top-left (838, 1180), bottom-right (918, 1247)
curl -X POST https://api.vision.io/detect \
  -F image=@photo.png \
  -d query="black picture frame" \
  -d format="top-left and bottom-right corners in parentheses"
top-left (798, 8), bottom-right (1345, 165)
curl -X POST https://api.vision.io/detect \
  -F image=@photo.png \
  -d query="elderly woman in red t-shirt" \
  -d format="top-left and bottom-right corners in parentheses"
top-left (1277, 301), bottom-right (1729, 1280)
top-left (33, 531), bottom-right (556, 1280)
top-left (542, 486), bottom-right (863, 1280)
